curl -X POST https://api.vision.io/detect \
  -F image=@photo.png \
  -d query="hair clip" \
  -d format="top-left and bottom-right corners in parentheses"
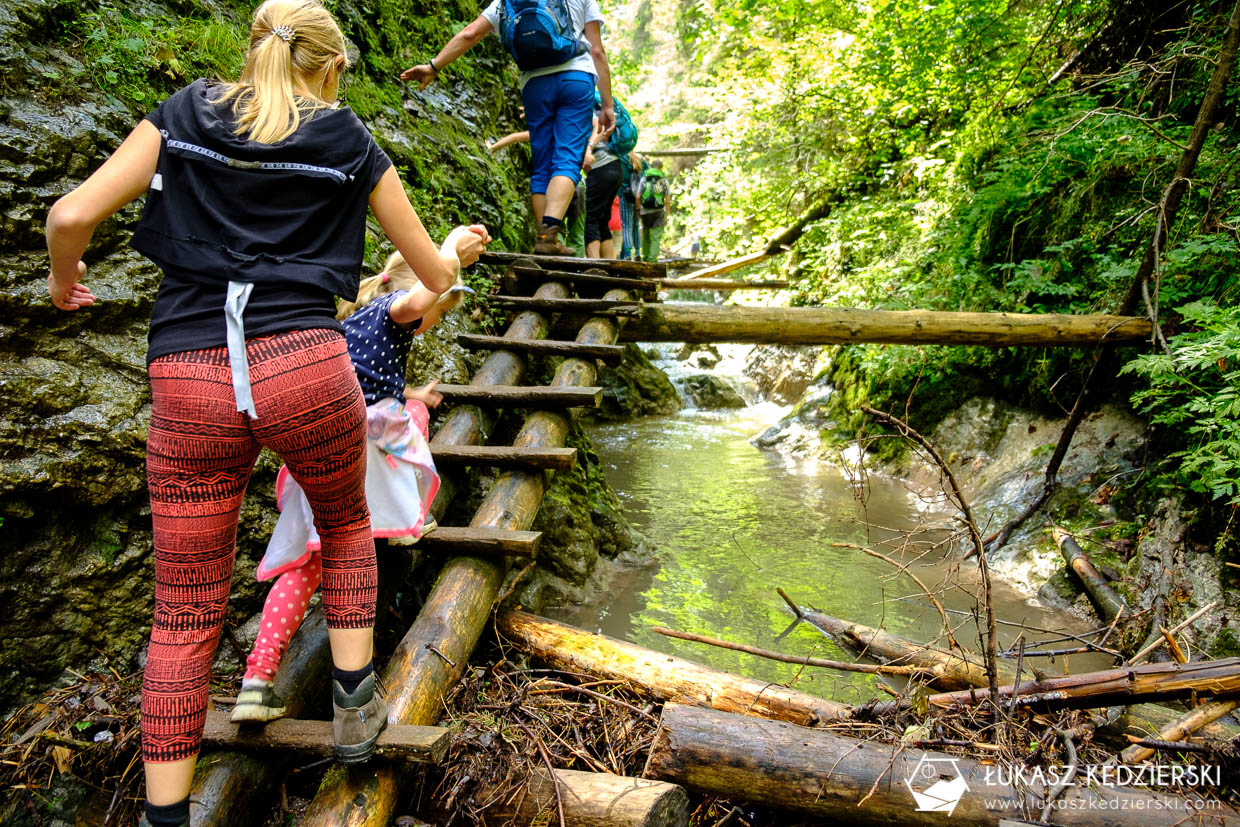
top-left (272, 24), bottom-right (295, 43)
top-left (380, 272), bottom-right (390, 283)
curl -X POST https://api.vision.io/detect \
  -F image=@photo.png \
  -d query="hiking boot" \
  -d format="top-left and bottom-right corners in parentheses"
top-left (230, 679), bottom-right (287, 723)
top-left (533, 223), bottom-right (573, 256)
top-left (138, 813), bottom-right (189, 827)
top-left (332, 671), bottom-right (388, 764)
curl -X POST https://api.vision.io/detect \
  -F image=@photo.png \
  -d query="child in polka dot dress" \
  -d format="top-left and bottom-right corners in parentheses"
top-left (231, 234), bottom-right (485, 722)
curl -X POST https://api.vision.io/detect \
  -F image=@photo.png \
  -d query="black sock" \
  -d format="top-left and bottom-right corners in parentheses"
top-left (145, 798), bottom-right (190, 827)
top-left (333, 661), bottom-right (373, 695)
top-left (541, 215), bottom-right (564, 229)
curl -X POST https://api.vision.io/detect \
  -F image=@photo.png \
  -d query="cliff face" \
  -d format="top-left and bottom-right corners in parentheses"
top-left (0, 0), bottom-right (531, 708)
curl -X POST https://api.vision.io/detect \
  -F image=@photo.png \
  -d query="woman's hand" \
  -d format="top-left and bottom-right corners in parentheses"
top-left (404, 380), bottom-right (443, 408)
top-left (400, 64), bottom-right (437, 90)
top-left (48, 261), bottom-right (95, 311)
top-left (443, 224), bottom-right (490, 269)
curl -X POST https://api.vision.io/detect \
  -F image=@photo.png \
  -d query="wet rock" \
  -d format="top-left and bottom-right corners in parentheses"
top-left (678, 373), bottom-right (746, 410)
top-left (743, 344), bottom-right (826, 404)
top-left (521, 425), bottom-right (648, 609)
top-left (592, 343), bottom-right (681, 420)
top-left (752, 380), bottom-right (835, 454)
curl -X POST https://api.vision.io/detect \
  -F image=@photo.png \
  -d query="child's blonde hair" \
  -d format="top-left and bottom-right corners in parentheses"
top-left (336, 250), bottom-right (467, 321)
top-left (212, 0), bottom-right (348, 144)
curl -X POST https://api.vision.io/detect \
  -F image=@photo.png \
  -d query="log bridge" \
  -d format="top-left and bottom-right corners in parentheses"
top-left (189, 253), bottom-right (1191, 827)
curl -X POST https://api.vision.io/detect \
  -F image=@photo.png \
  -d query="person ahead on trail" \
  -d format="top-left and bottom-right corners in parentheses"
top-left (618, 151), bottom-right (643, 260)
top-left (585, 89), bottom-right (639, 258)
top-left (44, 0), bottom-right (486, 823)
top-left (231, 247), bottom-right (482, 724)
top-left (638, 158), bottom-right (670, 262)
top-left (402, 0), bottom-right (615, 255)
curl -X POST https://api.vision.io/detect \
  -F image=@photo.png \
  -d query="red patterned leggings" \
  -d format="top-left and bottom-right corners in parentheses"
top-left (142, 328), bottom-right (376, 763)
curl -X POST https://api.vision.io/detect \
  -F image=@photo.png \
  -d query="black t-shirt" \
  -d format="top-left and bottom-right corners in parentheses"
top-left (134, 79), bottom-right (393, 362)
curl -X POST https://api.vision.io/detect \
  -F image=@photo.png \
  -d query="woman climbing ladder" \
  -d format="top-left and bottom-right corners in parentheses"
top-left (43, 1), bottom-right (486, 824)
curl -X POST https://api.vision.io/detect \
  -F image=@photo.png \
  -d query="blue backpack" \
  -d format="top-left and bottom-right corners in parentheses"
top-left (498, 0), bottom-right (587, 71)
top-left (594, 90), bottom-right (639, 155)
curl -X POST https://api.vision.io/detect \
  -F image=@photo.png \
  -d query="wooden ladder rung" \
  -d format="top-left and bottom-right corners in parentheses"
top-left (430, 445), bottom-right (578, 470)
top-left (488, 295), bottom-right (644, 315)
top-left (480, 250), bottom-right (667, 278)
top-left (202, 710), bottom-right (449, 764)
top-left (417, 526), bottom-right (541, 557)
top-left (511, 265), bottom-right (659, 293)
top-left (457, 334), bottom-right (625, 366)
top-left (436, 384), bottom-right (603, 408)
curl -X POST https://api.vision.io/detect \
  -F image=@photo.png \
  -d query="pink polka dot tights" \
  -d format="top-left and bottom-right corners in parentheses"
top-left (244, 554), bottom-right (323, 683)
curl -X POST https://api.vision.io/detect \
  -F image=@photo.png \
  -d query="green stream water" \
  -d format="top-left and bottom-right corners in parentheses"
top-left (559, 403), bottom-right (1108, 706)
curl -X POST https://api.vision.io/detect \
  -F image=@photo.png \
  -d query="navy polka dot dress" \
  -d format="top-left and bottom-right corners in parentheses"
top-left (343, 291), bottom-right (418, 405)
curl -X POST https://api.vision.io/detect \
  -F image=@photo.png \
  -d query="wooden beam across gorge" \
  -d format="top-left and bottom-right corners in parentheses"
top-left (434, 383), bottom-right (603, 408)
top-left (458, 333), bottom-right (626, 365)
top-left (620, 304), bottom-right (1153, 347)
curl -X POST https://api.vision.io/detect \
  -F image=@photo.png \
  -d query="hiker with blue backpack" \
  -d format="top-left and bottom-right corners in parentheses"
top-left (402, 0), bottom-right (614, 255)
top-left (638, 158), bottom-right (670, 262)
top-left (584, 89), bottom-right (639, 258)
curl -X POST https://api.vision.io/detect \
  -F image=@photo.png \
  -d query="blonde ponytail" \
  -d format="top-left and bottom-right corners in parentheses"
top-left (212, 0), bottom-right (348, 144)
top-left (336, 250), bottom-right (468, 321)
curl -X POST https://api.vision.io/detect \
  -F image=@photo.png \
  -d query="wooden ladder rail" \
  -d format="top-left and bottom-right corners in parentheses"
top-left (192, 280), bottom-right (567, 826)
top-left (298, 276), bottom-right (632, 826)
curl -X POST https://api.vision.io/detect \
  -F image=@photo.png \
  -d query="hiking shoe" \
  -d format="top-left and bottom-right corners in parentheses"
top-left (388, 516), bottom-right (437, 547)
top-left (138, 813), bottom-right (188, 827)
top-left (533, 223), bottom-right (573, 256)
top-left (230, 679), bottom-right (287, 723)
top-left (332, 671), bottom-right (388, 764)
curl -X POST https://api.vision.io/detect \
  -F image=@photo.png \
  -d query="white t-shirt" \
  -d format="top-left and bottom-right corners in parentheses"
top-left (482, 0), bottom-right (604, 89)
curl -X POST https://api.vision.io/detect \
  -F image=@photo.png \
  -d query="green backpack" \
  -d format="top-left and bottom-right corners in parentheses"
top-left (640, 168), bottom-right (668, 210)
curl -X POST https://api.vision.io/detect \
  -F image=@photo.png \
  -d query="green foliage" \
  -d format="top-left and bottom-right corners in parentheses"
top-left (76, 3), bottom-right (247, 108)
top-left (1122, 301), bottom-right (1240, 504)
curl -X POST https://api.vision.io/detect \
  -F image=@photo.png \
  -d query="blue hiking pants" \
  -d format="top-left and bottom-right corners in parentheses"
top-left (521, 71), bottom-right (596, 195)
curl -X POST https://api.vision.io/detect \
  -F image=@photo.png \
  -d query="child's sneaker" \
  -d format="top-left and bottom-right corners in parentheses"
top-left (229, 679), bottom-right (287, 723)
top-left (332, 671), bottom-right (388, 764)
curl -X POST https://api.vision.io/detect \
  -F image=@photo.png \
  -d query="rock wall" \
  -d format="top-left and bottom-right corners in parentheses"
top-left (0, 0), bottom-right (534, 708)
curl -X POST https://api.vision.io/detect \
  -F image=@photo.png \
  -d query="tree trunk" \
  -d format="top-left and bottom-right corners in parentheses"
top-left (643, 704), bottom-right (1226, 825)
top-left (483, 769), bottom-right (689, 827)
top-left (800, 608), bottom-right (1008, 690)
top-left (495, 610), bottom-right (848, 727)
top-left (1120, 699), bottom-right (1240, 763)
top-left (296, 287), bottom-right (629, 827)
top-left (1053, 527), bottom-right (1129, 622)
top-left (620, 304), bottom-right (1150, 347)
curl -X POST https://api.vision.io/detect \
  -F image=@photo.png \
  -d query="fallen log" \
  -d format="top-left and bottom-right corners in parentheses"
top-left (1053, 527), bottom-right (1129, 621)
top-left (496, 610), bottom-right (848, 726)
top-left (619, 304), bottom-right (1151, 347)
top-left (799, 608), bottom-right (1004, 690)
top-left (643, 703), bottom-right (1230, 825)
top-left (1120, 699), bottom-right (1240, 764)
top-left (297, 286), bottom-right (628, 826)
top-left (861, 657), bottom-right (1240, 716)
top-left (679, 251), bottom-right (773, 280)
top-left (659, 278), bottom-right (788, 290)
top-left (798, 607), bottom-right (1240, 742)
top-left (200, 711), bottom-right (449, 763)
top-left (483, 769), bottom-right (689, 827)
